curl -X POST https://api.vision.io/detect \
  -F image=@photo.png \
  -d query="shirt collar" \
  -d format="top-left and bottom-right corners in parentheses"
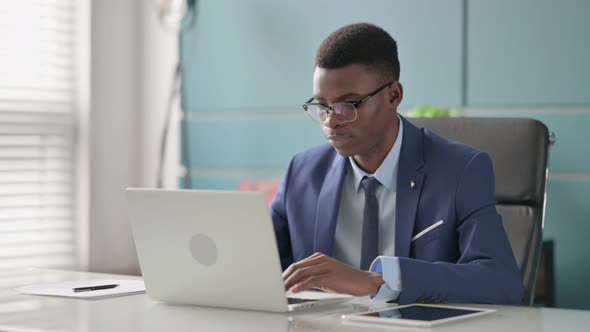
top-left (349, 114), bottom-right (404, 192)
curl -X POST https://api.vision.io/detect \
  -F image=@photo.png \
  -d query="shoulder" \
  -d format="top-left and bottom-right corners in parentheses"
top-left (414, 124), bottom-right (496, 202)
top-left (282, 143), bottom-right (343, 189)
top-left (279, 143), bottom-right (341, 198)
top-left (420, 127), bottom-right (486, 171)
top-left (289, 143), bottom-right (339, 171)
top-left (402, 116), bottom-right (485, 171)
top-left (403, 119), bottom-right (494, 188)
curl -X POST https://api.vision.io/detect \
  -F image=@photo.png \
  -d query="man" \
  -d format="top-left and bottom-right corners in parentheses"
top-left (271, 23), bottom-right (524, 305)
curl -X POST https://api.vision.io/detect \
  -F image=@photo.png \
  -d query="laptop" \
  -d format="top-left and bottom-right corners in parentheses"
top-left (126, 188), bottom-right (352, 312)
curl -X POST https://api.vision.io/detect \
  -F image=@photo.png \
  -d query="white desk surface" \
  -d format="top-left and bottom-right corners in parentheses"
top-left (0, 268), bottom-right (588, 332)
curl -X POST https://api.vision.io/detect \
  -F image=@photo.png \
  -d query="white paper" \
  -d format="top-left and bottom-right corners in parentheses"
top-left (14, 278), bottom-right (145, 299)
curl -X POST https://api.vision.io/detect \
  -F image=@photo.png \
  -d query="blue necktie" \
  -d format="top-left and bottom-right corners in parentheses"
top-left (360, 176), bottom-right (380, 270)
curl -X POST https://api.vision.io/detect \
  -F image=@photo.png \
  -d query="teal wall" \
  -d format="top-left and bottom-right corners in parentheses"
top-left (467, 0), bottom-right (590, 106)
top-left (181, 0), bottom-right (590, 309)
top-left (465, 0), bottom-right (590, 310)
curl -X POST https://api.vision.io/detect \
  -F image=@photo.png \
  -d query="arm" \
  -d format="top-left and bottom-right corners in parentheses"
top-left (370, 256), bottom-right (402, 302)
top-left (271, 158), bottom-right (294, 270)
top-left (397, 152), bottom-right (524, 304)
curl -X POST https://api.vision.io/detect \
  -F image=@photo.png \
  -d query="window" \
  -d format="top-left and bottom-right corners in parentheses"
top-left (0, 1), bottom-right (79, 270)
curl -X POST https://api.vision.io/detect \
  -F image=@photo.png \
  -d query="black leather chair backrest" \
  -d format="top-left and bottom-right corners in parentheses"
top-left (408, 117), bottom-right (550, 306)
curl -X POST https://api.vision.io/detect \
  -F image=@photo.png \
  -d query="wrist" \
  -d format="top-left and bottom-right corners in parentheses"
top-left (367, 272), bottom-right (384, 295)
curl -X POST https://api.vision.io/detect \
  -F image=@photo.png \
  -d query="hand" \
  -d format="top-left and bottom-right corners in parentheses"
top-left (282, 252), bottom-right (384, 296)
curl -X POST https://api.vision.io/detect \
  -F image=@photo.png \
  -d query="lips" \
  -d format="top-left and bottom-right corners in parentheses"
top-left (326, 134), bottom-right (353, 148)
top-left (326, 135), bottom-right (350, 141)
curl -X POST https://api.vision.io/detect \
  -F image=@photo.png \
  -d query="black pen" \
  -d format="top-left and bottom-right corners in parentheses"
top-left (73, 284), bottom-right (119, 292)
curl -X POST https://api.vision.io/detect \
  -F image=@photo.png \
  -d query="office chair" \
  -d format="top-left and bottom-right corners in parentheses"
top-left (408, 117), bottom-right (552, 306)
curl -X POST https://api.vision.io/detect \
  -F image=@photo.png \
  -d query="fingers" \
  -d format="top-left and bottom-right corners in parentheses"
top-left (284, 262), bottom-right (329, 291)
top-left (291, 269), bottom-right (374, 296)
top-left (290, 275), bottom-right (324, 293)
top-left (281, 253), bottom-right (379, 296)
top-left (282, 252), bottom-right (328, 280)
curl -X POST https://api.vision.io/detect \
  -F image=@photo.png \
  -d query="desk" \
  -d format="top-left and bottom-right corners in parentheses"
top-left (0, 269), bottom-right (588, 332)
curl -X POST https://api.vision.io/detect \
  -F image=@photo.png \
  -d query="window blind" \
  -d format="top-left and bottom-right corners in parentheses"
top-left (0, 0), bottom-right (78, 270)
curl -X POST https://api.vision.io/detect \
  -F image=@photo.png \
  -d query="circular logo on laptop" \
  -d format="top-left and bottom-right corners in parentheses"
top-left (189, 234), bottom-right (218, 266)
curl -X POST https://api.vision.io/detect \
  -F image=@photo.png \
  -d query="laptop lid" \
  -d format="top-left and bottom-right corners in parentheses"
top-left (126, 188), bottom-right (290, 312)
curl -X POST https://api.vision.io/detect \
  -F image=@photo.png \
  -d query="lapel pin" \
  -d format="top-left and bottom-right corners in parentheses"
top-left (410, 180), bottom-right (416, 189)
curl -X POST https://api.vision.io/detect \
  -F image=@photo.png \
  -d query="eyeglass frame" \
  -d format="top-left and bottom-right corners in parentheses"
top-left (302, 81), bottom-right (393, 123)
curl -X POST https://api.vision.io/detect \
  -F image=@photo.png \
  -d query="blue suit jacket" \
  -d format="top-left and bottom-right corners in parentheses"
top-left (271, 116), bottom-right (524, 305)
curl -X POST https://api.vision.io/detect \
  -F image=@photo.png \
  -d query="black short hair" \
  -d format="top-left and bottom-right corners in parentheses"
top-left (315, 23), bottom-right (400, 81)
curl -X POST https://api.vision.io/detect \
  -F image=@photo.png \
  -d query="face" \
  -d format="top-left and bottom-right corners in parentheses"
top-left (312, 64), bottom-right (403, 162)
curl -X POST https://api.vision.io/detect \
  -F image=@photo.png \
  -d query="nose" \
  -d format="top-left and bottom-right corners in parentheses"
top-left (323, 112), bottom-right (344, 129)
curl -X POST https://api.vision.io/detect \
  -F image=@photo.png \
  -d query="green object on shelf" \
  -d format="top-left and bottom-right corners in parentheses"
top-left (406, 105), bottom-right (460, 118)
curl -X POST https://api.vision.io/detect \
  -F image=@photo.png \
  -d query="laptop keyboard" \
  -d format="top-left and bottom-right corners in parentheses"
top-left (287, 297), bottom-right (318, 305)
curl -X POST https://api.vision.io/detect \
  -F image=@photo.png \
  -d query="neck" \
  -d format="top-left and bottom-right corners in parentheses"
top-left (353, 116), bottom-right (400, 174)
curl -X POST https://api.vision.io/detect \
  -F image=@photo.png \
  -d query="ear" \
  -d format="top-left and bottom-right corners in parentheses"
top-left (389, 82), bottom-right (403, 108)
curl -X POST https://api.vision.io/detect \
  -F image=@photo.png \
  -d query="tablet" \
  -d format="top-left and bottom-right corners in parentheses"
top-left (342, 304), bottom-right (496, 327)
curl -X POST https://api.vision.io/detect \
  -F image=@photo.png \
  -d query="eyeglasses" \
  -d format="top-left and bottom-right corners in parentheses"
top-left (302, 81), bottom-right (393, 123)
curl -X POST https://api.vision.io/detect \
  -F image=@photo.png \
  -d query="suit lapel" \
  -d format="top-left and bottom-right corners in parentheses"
top-left (395, 116), bottom-right (425, 258)
top-left (314, 155), bottom-right (347, 255)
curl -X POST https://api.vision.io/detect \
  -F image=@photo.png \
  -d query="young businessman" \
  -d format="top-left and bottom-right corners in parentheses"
top-left (271, 23), bottom-right (524, 304)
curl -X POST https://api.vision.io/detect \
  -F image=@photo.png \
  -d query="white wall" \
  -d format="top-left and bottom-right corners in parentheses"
top-left (89, 0), bottom-right (178, 275)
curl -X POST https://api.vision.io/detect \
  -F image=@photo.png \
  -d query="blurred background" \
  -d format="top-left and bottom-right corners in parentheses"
top-left (0, 0), bottom-right (588, 310)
